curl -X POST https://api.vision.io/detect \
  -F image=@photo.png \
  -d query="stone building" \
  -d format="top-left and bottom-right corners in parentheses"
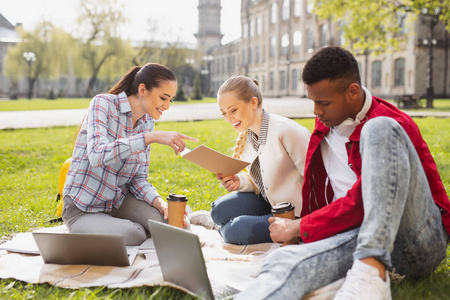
top-left (198, 0), bottom-right (450, 100)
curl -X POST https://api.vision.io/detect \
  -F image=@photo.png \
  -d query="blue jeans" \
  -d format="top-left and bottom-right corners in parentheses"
top-left (235, 117), bottom-right (449, 299)
top-left (211, 192), bottom-right (273, 245)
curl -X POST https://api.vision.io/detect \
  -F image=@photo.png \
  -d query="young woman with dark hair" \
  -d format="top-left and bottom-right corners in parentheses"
top-left (62, 63), bottom-right (197, 245)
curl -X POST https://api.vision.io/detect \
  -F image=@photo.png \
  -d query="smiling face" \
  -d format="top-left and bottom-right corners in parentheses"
top-left (140, 80), bottom-right (177, 120)
top-left (218, 91), bottom-right (259, 133)
top-left (306, 79), bottom-right (362, 128)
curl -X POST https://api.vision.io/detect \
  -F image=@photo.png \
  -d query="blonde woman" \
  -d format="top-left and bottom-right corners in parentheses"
top-left (190, 76), bottom-right (310, 245)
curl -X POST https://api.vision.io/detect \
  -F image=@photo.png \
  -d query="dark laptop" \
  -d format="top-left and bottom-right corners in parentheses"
top-left (148, 219), bottom-right (241, 300)
top-left (32, 232), bottom-right (137, 267)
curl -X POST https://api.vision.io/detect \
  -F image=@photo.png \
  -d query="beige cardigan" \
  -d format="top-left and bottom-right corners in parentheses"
top-left (236, 113), bottom-right (310, 217)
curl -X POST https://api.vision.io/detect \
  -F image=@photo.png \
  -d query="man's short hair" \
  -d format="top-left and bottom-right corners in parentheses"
top-left (302, 46), bottom-right (361, 87)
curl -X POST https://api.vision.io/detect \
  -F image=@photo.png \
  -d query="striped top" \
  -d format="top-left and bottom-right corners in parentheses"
top-left (247, 110), bottom-right (270, 202)
top-left (63, 92), bottom-right (160, 213)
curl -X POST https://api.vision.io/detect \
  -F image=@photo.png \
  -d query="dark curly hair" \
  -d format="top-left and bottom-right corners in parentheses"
top-left (302, 46), bottom-right (361, 90)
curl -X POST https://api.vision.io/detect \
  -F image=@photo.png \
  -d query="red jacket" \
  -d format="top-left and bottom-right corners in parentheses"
top-left (300, 96), bottom-right (450, 243)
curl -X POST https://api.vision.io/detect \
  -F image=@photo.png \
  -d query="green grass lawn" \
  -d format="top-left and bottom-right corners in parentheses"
top-left (0, 118), bottom-right (449, 299)
top-left (0, 97), bottom-right (218, 111)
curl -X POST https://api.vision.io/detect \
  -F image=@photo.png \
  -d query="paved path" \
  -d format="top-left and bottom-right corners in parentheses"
top-left (0, 97), bottom-right (315, 130)
top-left (1, 97), bottom-right (449, 130)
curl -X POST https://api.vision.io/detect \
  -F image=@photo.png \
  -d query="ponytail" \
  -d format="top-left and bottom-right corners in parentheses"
top-left (108, 66), bottom-right (141, 95)
top-left (108, 63), bottom-right (176, 96)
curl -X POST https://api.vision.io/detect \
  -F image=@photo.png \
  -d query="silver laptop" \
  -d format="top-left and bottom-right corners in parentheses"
top-left (32, 232), bottom-right (137, 267)
top-left (148, 219), bottom-right (240, 300)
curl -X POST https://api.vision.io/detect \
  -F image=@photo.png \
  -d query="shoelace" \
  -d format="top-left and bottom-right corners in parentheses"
top-left (388, 268), bottom-right (406, 284)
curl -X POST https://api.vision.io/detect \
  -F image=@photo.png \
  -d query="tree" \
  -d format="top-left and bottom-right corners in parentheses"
top-left (191, 74), bottom-right (203, 100)
top-left (313, 0), bottom-right (450, 107)
top-left (174, 78), bottom-right (187, 101)
top-left (75, 0), bottom-right (133, 97)
top-left (130, 17), bottom-right (203, 95)
top-left (4, 22), bottom-right (74, 99)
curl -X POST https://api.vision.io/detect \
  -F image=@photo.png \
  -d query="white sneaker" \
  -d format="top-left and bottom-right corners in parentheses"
top-left (334, 260), bottom-right (392, 300)
top-left (189, 210), bottom-right (217, 230)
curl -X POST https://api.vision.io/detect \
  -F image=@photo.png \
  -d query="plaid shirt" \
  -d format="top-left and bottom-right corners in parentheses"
top-left (63, 92), bottom-right (160, 212)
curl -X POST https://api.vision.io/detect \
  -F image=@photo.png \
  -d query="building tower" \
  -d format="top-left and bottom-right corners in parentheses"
top-left (195, 0), bottom-right (224, 52)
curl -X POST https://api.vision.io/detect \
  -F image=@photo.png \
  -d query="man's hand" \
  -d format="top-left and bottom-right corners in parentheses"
top-left (269, 217), bottom-right (301, 243)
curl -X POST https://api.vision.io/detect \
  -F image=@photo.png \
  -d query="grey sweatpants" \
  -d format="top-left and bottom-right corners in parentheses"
top-left (62, 193), bottom-right (165, 245)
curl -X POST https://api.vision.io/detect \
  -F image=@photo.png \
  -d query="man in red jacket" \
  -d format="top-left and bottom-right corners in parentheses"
top-left (235, 46), bottom-right (450, 300)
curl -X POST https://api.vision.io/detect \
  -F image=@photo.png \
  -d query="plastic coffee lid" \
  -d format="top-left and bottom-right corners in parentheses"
top-left (167, 194), bottom-right (188, 202)
top-left (271, 202), bottom-right (294, 214)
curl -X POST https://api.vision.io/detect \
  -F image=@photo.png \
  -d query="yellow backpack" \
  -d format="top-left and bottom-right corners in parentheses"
top-left (55, 157), bottom-right (72, 220)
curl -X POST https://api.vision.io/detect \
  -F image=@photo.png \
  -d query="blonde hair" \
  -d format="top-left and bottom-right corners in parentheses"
top-left (218, 76), bottom-right (263, 160)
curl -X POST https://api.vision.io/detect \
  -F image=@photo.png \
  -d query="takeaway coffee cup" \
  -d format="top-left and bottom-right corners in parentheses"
top-left (271, 202), bottom-right (299, 246)
top-left (167, 194), bottom-right (188, 228)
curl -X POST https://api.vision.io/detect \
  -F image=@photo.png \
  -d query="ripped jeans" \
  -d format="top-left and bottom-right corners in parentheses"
top-left (235, 117), bottom-right (449, 300)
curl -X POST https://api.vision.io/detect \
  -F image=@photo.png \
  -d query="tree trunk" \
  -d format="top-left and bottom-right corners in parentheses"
top-left (85, 53), bottom-right (113, 97)
top-left (27, 77), bottom-right (37, 99)
top-left (85, 74), bottom-right (98, 98)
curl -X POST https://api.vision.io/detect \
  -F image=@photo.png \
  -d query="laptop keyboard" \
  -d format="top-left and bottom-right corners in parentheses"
top-left (210, 278), bottom-right (240, 300)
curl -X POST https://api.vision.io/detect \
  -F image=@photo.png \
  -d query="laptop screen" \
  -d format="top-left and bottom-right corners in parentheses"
top-left (33, 232), bottom-right (133, 267)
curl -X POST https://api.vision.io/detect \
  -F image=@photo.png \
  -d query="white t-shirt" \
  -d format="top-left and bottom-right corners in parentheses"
top-left (320, 87), bottom-right (372, 202)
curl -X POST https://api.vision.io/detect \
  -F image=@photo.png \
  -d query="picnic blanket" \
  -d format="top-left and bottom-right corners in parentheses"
top-left (0, 225), bottom-right (341, 299)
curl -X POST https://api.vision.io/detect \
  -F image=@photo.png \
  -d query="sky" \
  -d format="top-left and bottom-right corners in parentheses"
top-left (0, 0), bottom-right (242, 45)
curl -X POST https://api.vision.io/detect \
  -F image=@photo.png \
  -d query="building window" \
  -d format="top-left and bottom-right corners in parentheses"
top-left (281, 33), bottom-right (289, 56)
top-left (242, 49), bottom-right (246, 65)
top-left (319, 24), bottom-right (328, 47)
top-left (264, 15), bottom-right (269, 32)
top-left (394, 58), bottom-right (405, 86)
top-left (243, 23), bottom-right (249, 39)
top-left (306, 0), bottom-right (314, 14)
top-left (257, 16), bottom-right (262, 35)
top-left (294, 0), bottom-right (301, 17)
top-left (269, 72), bottom-right (274, 90)
top-left (248, 48), bottom-right (253, 65)
top-left (262, 45), bottom-right (266, 63)
top-left (271, 3), bottom-right (278, 24)
top-left (282, 0), bottom-right (290, 20)
top-left (292, 69), bottom-right (298, 91)
top-left (306, 28), bottom-right (314, 52)
top-left (293, 31), bottom-right (302, 53)
top-left (337, 21), bottom-right (345, 46)
top-left (256, 46), bottom-right (260, 64)
top-left (250, 19), bottom-right (255, 37)
top-left (372, 60), bottom-right (382, 87)
top-left (270, 36), bottom-right (276, 57)
top-left (280, 71), bottom-right (286, 90)
top-left (397, 12), bottom-right (406, 35)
